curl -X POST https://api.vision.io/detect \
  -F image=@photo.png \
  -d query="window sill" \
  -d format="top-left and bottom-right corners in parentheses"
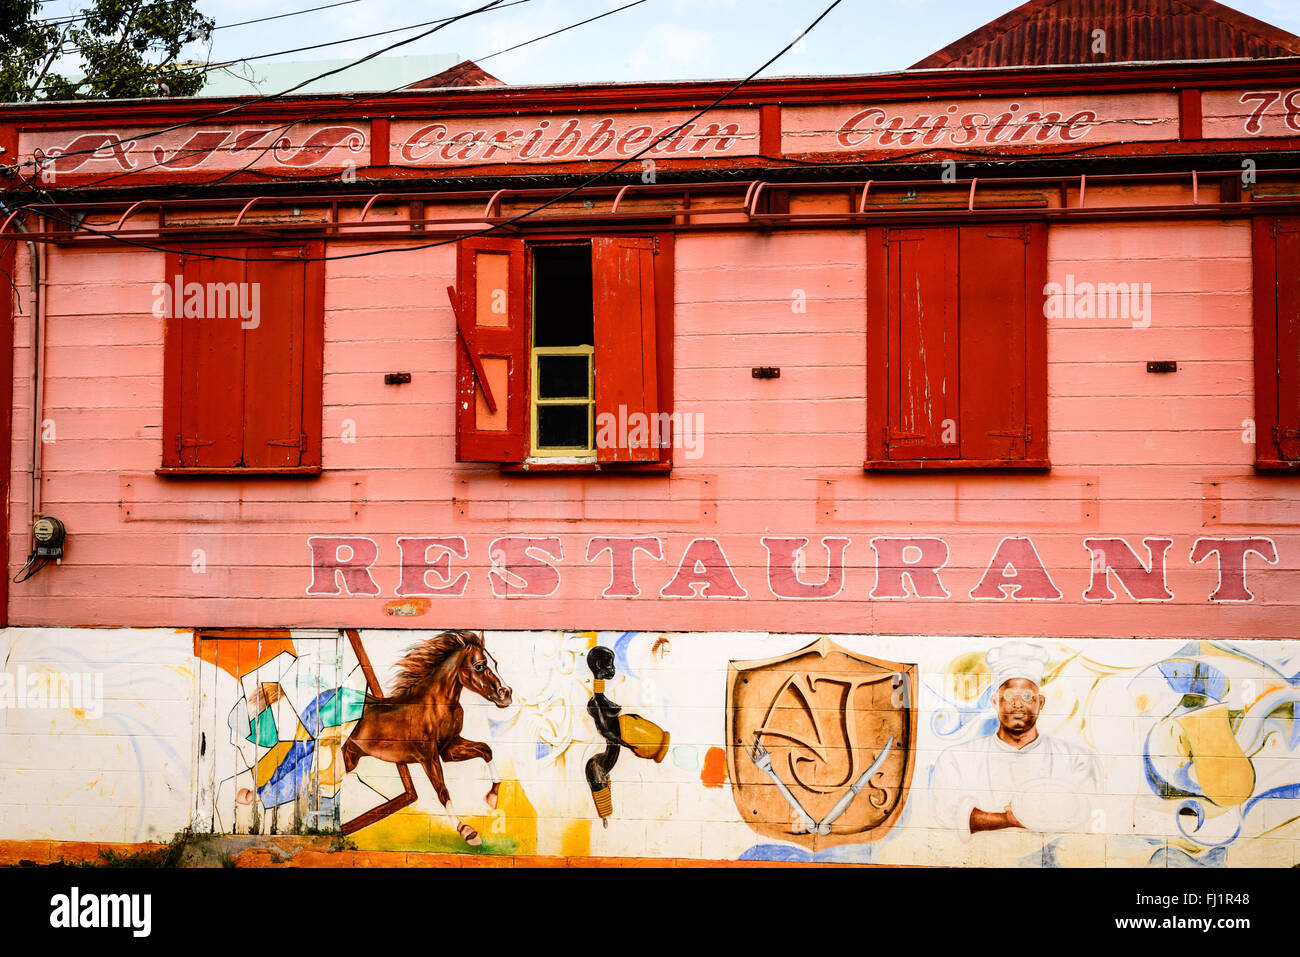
top-left (502, 460), bottom-right (672, 474)
top-left (1254, 459), bottom-right (1300, 472)
top-left (155, 466), bottom-right (323, 477)
top-left (864, 458), bottom-right (1051, 471)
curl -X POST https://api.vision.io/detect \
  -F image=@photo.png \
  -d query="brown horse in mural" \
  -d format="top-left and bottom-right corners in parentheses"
top-left (342, 630), bottom-right (512, 846)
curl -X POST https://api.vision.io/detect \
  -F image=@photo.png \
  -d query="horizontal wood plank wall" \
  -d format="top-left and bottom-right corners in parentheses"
top-left (6, 213), bottom-right (1295, 637)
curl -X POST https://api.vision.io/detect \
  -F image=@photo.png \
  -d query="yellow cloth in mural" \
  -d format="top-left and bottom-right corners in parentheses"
top-left (1175, 703), bottom-right (1254, 807)
top-left (618, 713), bottom-right (669, 763)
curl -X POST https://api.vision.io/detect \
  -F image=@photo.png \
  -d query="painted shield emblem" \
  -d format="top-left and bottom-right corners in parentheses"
top-left (726, 637), bottom-right (916, 849)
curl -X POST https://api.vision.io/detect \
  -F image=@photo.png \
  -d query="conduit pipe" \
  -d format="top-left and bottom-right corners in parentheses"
top-left (1, 207), bottom-right (47, 555)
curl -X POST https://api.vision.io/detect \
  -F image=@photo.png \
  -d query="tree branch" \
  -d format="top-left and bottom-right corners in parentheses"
top-left (26, 21), bottom-right (73, 101)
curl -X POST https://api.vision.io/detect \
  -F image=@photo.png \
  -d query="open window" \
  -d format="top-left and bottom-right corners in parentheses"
top-left (1252, 216), bottom-right (1300, 471)
top-left (451, 233), bottom-right (672, 470)
top-left (159, 242), bottom-right (324, 475)
top-left (865, 223), bottom-right (1049, 469)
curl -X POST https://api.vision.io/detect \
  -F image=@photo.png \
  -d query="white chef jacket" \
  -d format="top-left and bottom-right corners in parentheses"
top-left (930, 732), bottom-right (1104, 840)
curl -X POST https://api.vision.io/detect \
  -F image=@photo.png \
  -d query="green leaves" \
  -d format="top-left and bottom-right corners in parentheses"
top-left (0, 0), bottom-right (214, 102)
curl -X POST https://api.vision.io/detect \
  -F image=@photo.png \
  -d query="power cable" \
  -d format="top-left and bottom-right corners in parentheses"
top-left (17, 0), bottom-right (850, 263)
top-left (4, 0), bottom-right (510, 172)
top-left (21, 0), bottom-right (636, 192)
top-left (29, 0), bottom-right (534, 94)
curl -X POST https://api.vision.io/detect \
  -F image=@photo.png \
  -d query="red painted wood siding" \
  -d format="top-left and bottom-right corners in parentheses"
top-left (5, 208), bottom-right (1295, 638)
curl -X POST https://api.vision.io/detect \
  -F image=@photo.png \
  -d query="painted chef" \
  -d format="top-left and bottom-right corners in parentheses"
top-left (930, 641), bottom-right (1103, 841)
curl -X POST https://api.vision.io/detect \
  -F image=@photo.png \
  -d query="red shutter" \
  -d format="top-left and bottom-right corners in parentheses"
top-left (878, 226), bottom-right (960, 460)
top-left (958, 225), bottom-right (1031, 462)
top-left (1259, 218), bottom-right (1300, 464)
top-left (593, 236), bottom-right (660, 463)
top-left (168, 249), bottom-right (247, 468)
top-left (453, 237), bottom-right (528, 462)
top-left (242, 245), bottom-right (323, 468)
top-left (867, 223), bottom-right (1047, 469)
top-left (161, 244), bottom-right (323, 472)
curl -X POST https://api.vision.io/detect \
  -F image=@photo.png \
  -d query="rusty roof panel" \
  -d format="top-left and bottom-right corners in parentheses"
top-left (912, 0), bottom-right (1300, 69)
top-left (405, 59), bottom-right (505, 90)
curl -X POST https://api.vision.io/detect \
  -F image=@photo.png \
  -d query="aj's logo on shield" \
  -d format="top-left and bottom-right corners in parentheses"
top-left (725, 637), bottom-right (916, 849)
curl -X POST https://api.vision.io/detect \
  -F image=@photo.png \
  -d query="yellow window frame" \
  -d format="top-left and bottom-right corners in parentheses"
top-left (530, 345), bottom-right (594, 457)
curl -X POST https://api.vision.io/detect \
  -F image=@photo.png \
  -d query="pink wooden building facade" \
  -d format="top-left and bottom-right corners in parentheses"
top-left (1, 4), bottom-right (1299, 866)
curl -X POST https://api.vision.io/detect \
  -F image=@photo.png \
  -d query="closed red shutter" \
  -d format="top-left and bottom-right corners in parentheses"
top-left (242, 246), bottom-right (324, 468)
top-left (1259, 218), bottom-right (1300, 464)
top-left (959, 225), bottom-right (1031, 462)
top-left (453, 237), bottom-right (528, 462)
top-left (872, 226), bottom-right (960, 460)
top-left (161, 243), bottom-right (323, 472)
top-left (593, 236), bottom-right (660, 463)
top-left (170, 249), bottom-right (246, 468)
top-left (866, 223), bottom-right (1047, 468)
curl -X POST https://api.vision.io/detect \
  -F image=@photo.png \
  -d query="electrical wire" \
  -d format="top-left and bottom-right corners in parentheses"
top-left (3, 0), bottom-right (511, 172)
top-left (17, 0), bottom-right (633, 192)
top-left (11, 0), bottom-right (850, 264)
top-left (35, 0), bottom-right (197, 27)
top-left (477, 0), bottom-right (646, 62)
top-left (12, 555), bottom-right (48, 583)
top-left (173, 0), bottom-right (649, 191)
top-left (36, 0), bottom-right (361, 29)
top-left (26, 0), bottom-right (366, 85)
top-left (28, 0), bottom-right (535, 95)
top-left (214, 0), bottom-right (364, 31)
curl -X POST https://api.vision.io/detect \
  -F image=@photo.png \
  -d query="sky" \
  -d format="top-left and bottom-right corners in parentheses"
top-left (33, 0), bottom-right (1300, 92)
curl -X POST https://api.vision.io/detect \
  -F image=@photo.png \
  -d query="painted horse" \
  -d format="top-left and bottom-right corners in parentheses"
top-left (343, 630), bottom-right (512, 846)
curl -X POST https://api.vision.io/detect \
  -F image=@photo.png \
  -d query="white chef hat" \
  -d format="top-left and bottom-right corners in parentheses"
top-left (986, 641), bottom-right (1051, 690)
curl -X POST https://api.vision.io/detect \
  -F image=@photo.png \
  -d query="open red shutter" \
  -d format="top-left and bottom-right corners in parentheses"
top-left (881, 226), bottom-right (959, 461)
top-left (454, 237), bottom-right (527, 462)
top-left (1264, 218), bottom-right (1300, 463)
top-left (593, 236), bottom-right (660, 463)
top-left (167, 249), bottom-right (247, 468)
top-left (958, 224), bottom-right (1032, 462)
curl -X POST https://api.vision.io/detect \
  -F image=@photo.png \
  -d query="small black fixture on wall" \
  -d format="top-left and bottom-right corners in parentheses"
top-left (13, 516), bottom-right (66, 583)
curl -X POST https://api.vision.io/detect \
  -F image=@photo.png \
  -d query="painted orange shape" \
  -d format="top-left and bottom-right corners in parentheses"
top-left (700, 746), bottom-right (727, 789)
top-left (194, 633), bottom-right (296, 679)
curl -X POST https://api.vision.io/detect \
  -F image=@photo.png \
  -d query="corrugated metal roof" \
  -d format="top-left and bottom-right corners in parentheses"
top-left (405, 59), bottom-right (505, 90)
top-left (912, 0), bottom-right (1300, 69)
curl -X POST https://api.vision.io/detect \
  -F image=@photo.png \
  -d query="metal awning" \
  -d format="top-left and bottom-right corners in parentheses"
top-left (2, 166), bottom-right (1298, 246)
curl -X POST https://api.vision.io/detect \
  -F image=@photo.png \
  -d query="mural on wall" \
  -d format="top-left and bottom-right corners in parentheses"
top-left (342, 630), bottom-right (512, 846)
top-left (181, 630), bottom-right (1300, 866)
top-left (929, 641), bottom-right (1103, 841)
top-left (1138, 641), bottom-right (1300, 864)
top-left (583, 646), bottom-right (671, 826)
top-left (194, 630), bottom-right (374, 836)
top-left (725, 638), bottom-right (916, 850)
top-left (0, 628), bottom-right (194, 845)
top-left (927, 638), bottom-right (1300, 867)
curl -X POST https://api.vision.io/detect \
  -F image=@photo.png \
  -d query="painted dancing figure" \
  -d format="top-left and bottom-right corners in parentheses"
top-left (584, 646), bottom-right (670, 826)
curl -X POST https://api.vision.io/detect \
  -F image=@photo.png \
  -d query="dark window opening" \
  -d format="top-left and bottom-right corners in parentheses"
top-left (532, 244), bottom-right (594, 454)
